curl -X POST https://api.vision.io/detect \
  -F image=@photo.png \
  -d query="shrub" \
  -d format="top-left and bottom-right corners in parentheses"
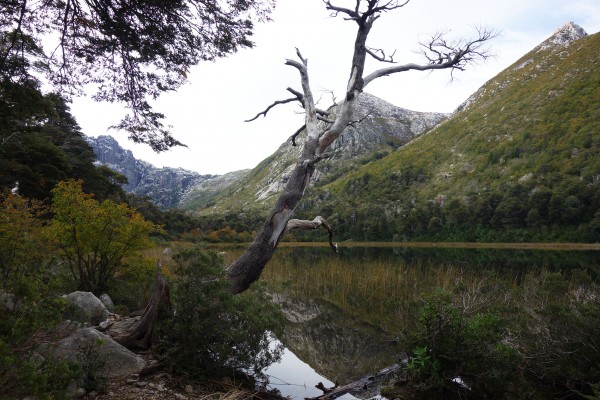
top-left (158, 248), bottom-right (284, 384)
top-left (50, 180), bottom-right (161, 294)
top-left (402, 290), bottom-right (521, 398)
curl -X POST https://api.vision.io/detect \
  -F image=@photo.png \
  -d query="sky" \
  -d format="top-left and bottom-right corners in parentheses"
top-left (69, 0), bottom-right (600, 175)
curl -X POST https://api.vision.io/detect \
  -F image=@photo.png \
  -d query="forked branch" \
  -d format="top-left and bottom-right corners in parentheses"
top-left (286, 216), bottom-right (338, 253)
top-left (366, 47), bottom-right (397, 63)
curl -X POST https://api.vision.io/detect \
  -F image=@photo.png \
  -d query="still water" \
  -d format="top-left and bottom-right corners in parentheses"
top-left (226, 244), bottom-right (600, 399)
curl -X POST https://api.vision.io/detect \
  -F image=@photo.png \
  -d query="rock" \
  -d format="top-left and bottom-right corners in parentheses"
top-left (0, 289), bottom-right (18, 311)
top-left (65, 291), bottom-right (109, 326)
top-left (185, 385), bottom-right (193, 394)
top-left (47, 327), bottom-right (146, 379)
top-left (105, 316), bottom-right (140, 337)
top-left (99, 294), bottom-right (115, 310)
top-left (98, 319), bottom-right (114, 332)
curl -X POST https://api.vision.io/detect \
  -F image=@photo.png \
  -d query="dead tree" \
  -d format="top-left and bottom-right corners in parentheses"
top-left (227, 0), bottom-right (496, 294)
top-left (111, 260), bottom-right (171, 350)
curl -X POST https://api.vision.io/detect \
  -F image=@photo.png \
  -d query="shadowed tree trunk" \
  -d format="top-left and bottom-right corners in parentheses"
top-left (227, 0), bottom-right (495, 294)
top-left (112, 261), bottom-right (171, 350)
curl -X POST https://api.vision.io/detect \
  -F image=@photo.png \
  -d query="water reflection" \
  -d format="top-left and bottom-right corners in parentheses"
top-left (252, 245), bottom-right (600, 398)
top-left (271, 294), bottom-right (397, 383)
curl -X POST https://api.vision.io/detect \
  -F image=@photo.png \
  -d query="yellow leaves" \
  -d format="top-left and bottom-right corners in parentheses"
top-left (0, 192), bottom-right (49, 286)
top-left (50, 180), bottom-right (161, 292)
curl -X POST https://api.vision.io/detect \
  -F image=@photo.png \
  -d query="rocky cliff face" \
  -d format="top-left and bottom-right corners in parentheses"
top-left (87, 135), bottom-right (226, 209)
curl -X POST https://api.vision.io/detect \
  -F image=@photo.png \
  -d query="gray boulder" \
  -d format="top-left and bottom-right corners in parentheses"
top-left (47, 327), bottom-right (146, 379)
top-left (65, 291), bottom-right (109, 326)
top-left (99, 293), bottom-right (115, 311)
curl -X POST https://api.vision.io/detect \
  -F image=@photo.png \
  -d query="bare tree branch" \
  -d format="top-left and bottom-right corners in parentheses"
top-left (286, 216), bottom-right (338, 253)
top-left (285, 48), bottom-right (319, 131)
top-left (366, 47), bottom-right (396, 63)
top-left (348, 107), bottom-right (374, 128)
top-left (290, 124), bottom-right (306, 147)
top-left (245, 97), bottom-right (300, 122)
top-left (363, 27), bottom-right (497, 86)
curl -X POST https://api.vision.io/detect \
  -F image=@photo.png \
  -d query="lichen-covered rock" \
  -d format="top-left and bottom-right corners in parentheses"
top-left (65, 291), bottom-right (109, 326)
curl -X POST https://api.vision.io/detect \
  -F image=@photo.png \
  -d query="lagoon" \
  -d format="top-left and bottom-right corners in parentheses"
top-left (223, 244), bottom-right (600, 399)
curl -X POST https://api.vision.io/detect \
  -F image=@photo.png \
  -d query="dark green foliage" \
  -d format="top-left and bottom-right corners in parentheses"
top-left (158, 249), bottom-right (284, 382)
top-left (403, 291), bottom-right (520, 397)
top-left (0, 0), bottom-right (274, 150)
top-left (0, 78), bottom-right (125, 202)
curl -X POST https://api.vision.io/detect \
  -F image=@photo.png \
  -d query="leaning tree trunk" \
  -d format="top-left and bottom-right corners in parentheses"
top-left (228, 136), bottom-right (321, 294)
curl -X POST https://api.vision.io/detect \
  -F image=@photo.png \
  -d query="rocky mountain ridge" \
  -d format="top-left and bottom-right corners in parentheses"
top-left (88, 93), bottom-right (448, 212)
top-left (86, 135), bottom-right (246, 209)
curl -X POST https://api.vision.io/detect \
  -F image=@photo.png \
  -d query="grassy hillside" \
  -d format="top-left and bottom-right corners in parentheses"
top-left (295, 30), bottom-right (600, 242)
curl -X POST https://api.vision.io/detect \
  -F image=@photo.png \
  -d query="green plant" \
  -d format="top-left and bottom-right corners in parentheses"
top-left (402, 290), bottom-right (521, 397)
top-left (50, 179), bottom-right (162, 294)
top-left (158, 248), bottom-right (284, 384)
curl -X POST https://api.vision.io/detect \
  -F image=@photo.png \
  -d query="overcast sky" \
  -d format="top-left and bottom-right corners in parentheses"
top-left (69, 0), bottom-right (600, 175)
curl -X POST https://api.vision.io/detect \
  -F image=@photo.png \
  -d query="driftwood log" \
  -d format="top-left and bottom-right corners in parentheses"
top-left (111, 260), bottom-right (172, 350)
top-left (307, 363), bottom-right (403, 400)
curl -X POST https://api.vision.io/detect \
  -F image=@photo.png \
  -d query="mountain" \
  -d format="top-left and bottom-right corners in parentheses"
top-left (86, 135), bottom-right (242, 209)
top-left (182, 93), bottom-right (448, 212)
top-left (294, 22), bottom-right (598, 242)
top-left (191, 22), bottom-right (600, 243)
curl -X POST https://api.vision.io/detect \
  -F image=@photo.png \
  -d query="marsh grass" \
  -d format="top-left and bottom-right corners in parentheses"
top-left (256, 248), bottom-right (515, 332)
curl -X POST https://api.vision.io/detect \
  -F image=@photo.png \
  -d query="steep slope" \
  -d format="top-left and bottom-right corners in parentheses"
top-left (87, 135), bottom-right (240, 209)
top-left (185, 93), bottom-right (448, 213)
top-left (303, 22), bottom-right (599, 242)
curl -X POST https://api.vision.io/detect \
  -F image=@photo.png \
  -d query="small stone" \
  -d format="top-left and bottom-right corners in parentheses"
top-left (74, 387), bottom-right (86, 397)
top-left (88, 391), bottom-right (97, 397)
top-left (135, 381), bottom-right (148, 388)
top-left (126, 379), bottom-right (137, 385)
top-left (148, 382), bottom-right (156, 388)
top-left (174, 394), bottom-right (187, 400)
top-left (157, 384), bottom-right (167, 392)
top-left (108, 392), bottom-right (115, 397)
top-left (98, 320), bottom-right (113, 331)
top-left (185, 385), bottom-right (193, 394)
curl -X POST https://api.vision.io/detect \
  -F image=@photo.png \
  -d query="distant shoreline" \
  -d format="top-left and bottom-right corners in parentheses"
top-left (278, 241), bottom-right (600, 250)
top-left (208, 241), bottom-right (600, 250)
